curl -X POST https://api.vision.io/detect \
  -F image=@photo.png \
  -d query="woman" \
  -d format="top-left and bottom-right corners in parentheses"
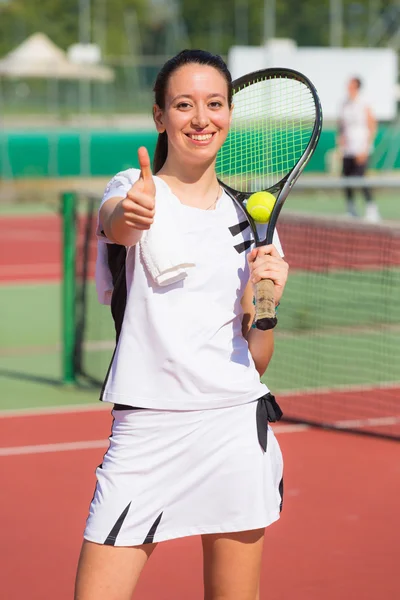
top-left (75, 49), bottom-right (289, 600)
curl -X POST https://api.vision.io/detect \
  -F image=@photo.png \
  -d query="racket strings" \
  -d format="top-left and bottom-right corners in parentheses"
top-left (216, 76), bottom-right (317, 192)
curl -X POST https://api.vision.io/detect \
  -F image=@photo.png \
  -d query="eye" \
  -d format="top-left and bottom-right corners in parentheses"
top-left (176, 102), bottom-right (192, 109)
top-left (209, 101), bottom-right (223, 109)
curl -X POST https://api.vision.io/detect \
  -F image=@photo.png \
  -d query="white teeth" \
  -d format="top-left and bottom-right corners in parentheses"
top-left (189, 134), bottom-right (213, 141)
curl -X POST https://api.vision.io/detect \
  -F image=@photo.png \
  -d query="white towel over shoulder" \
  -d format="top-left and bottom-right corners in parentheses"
top-left (95, 169), bottom-right (195, 304)
top-left (139, 192), bottom-right (195, 287)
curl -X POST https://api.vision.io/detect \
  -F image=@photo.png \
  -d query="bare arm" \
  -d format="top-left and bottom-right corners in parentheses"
top-left (356, 106), bottom-right (377, 165)
top-left (337, 117), bottom-right (344, 151)
top-left (242, 244), bottom-right (289, 376)
top-left (99, 197), bottom-right (143, 246)
top-left (366, 106), bottom-right (377, 147)
top-left (241, 279), bottom-right (274, 376)
top-left (99, 198), bottom-right (147, 246)
top-left (99, 147), bottom-right (156, 246)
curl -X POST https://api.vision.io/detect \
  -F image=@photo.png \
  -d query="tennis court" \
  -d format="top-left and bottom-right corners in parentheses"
top-left (3, 192), bottom-right (399, 435)
top-left (1, 194), bottom-right (399, 598)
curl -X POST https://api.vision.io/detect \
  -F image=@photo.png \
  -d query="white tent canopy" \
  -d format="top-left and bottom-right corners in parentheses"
top-left (0, 32), bottom-right (114, 81)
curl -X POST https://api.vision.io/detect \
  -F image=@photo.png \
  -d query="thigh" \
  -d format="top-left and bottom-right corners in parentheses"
top-left (342, 156), bottom-right (356, 176)
top-left (354, 159), bottom-right (368, 176)
top-left (202, 529), bottom-right (265, 600)
top-left (74, 539), bottom-right (157, 600)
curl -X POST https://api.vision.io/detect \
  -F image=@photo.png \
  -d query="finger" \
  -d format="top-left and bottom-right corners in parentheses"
top-left (125, 189), bottom-right (155, 211)
top-left (125, 206), bottom-right (155, 222)
top-left (251, 258), bottom-right (288, 274)
top-left (252, 270), bottom-right (285, 284)
top-left (123, 195), bottom-right (155, 216)
top-left (251, 265), bottom-right (283, 280)
top-left (249, 255), bottom-right (282, 271)
top-left (256, 244), bottom-right (281, 258)
top-left (137, 146), bottom-right (153, 181)
top-left (124, 214), bottom-right (154, 228)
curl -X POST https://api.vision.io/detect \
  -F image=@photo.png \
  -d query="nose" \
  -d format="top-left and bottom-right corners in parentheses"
top-left (191, 105), bottom-right (209, 129)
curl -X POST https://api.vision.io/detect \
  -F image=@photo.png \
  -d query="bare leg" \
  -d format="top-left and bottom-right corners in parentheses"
top-left (202, 529), bottom-right (265, 600)
top-left (74, 539), bottom-right (157, 600)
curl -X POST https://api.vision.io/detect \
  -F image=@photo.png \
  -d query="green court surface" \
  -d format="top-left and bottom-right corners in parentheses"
top-left (288, 188), bottom-right (400, 221)
top-left (265, 268), bottom-right (400, 391)
top-left (0, 203), bottom-right (56, 216)
top-left (0, 283), bottom-right (113, 411)
top-left (1, 269), bottom-right (399, 411)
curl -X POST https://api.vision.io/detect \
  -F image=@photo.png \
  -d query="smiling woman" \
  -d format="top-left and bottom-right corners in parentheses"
top-left (74, 49), bottom-right (289, 600)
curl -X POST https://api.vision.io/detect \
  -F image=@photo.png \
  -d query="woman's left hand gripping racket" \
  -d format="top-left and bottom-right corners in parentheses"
top-left (216, 67), bottom-right (323, 330)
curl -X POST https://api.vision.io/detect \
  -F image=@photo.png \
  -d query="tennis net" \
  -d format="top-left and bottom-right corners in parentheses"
top-left (267, 211), bottom-right (400, 440)
top-left (63, 182), bottom-right (400, 440)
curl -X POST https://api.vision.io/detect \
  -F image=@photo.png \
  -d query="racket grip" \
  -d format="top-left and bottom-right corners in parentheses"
top-left (254, 278), bottom-right (277, 330)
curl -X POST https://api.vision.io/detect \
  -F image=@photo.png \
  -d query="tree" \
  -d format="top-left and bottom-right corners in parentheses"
top-left (0, 0), bottom-right (395, 60)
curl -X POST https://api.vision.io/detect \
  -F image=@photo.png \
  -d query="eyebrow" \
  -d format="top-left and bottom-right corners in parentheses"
top-left (171, 93), bottom-right (226, 102)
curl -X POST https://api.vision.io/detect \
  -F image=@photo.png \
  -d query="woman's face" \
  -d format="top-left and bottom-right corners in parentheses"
top-left (154, 63), bottom-right (232, 167)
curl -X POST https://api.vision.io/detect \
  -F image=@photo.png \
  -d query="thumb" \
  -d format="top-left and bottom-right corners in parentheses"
top-left (138, 147), bottom-right (155, 190)
top-left (247, 248), bottom-right (259, 263)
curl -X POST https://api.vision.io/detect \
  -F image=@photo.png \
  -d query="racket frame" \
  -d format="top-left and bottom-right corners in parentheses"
top-left (218, 67), bottom-right (323, 328)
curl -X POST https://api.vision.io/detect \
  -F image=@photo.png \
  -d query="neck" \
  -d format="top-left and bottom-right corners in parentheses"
top-left (157, 155), bottom-right (221, 209)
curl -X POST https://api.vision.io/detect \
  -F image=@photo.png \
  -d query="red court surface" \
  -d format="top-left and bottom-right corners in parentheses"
top-left (2, 212), bottom-right (400, 284)
top-left (0, 214), bottom-right (96, 283)
top-left (1, 407), bottom-right (399, 600)
top-left (0, 215), bottom-right (62, 283)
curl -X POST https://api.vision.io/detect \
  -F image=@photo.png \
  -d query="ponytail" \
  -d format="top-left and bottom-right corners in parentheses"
top-left (153, 131), bottom-right (168, 173)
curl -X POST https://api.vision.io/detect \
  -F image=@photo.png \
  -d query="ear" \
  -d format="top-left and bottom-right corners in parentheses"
top-left (153, 104), bottom-right (166, 133)
top-left (229, 103), bottom-right (234, 125)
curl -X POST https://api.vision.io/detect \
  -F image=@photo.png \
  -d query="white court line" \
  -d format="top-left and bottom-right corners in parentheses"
top-left (0, 439), bottom-right (108, 457)
top-left (0, 426), bottom-right (309, 457)
top-left (272, 424), bottom-right (309, 434)
top-left (334, 416), bottom-right (400, 429)
top-left (279, 381), bottom-right (400, 397)
top-left (0, 403), bottom-right (111, 419)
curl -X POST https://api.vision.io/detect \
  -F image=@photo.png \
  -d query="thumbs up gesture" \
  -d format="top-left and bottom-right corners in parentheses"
top-left (121, 147), bottom-right (156, 230)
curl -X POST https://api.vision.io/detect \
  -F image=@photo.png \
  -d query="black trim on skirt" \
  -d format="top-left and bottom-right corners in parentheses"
top-left (256, 393), bottom-right (283, 452)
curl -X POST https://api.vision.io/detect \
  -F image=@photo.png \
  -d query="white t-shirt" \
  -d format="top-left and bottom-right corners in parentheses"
top-left (340, 96), bottom-right (372, 157)
top-left (97, 169), bottom-right (283, 411)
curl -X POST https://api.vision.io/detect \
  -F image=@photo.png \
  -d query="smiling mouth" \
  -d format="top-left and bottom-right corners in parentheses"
top-left (186, 133), bottom-right (215, 141)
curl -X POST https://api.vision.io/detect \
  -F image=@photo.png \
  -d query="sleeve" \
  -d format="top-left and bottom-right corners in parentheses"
top-left (95, 168), bottom-right (140, 305)
top-left (96, 168), bottom-right (140, 242)
top-left (100, 168), bottom-right (140, 208)
top-left (272, 229), bottom-right (284, 257)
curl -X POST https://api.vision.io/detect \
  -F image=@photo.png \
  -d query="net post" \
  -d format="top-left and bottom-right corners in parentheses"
top-left (61, 191), bottom-right (77, 385)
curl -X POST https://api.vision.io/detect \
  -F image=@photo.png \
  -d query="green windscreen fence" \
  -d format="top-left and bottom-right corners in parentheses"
top-left (4, 126), bottom-right (400, 180)
top-left (61, 191), bottom-right (400, 440)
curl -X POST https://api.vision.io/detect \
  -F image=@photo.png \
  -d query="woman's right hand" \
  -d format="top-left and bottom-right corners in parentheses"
top-left (120, 147), bottom-right (156, 231)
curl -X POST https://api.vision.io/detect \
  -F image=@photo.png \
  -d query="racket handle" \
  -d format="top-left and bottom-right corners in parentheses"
top-left (255, 278), bottom-right (277, 330)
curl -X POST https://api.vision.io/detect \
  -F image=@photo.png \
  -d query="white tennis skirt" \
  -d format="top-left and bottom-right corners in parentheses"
top-left (84, 397), bottom-right (284, 547)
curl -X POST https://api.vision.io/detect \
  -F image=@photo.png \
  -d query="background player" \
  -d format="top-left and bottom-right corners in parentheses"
top-left (338, 77), bottom-right (380, 223)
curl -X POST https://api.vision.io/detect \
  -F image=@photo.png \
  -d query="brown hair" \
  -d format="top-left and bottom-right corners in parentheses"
top-left (152, 49), bottom-right (233, 173)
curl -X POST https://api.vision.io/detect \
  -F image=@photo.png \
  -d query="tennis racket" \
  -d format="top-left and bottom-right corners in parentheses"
top-left (216, 67), bottom-right (323, 330)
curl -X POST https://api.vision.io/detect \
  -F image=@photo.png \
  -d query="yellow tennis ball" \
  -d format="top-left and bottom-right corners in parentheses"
top-left (246, 192), bottom-right (276, 223)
